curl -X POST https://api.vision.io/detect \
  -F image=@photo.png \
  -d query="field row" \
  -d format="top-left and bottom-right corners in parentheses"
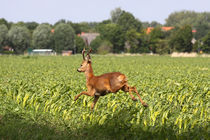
top-left (0, 55), bottom-right (209, 139)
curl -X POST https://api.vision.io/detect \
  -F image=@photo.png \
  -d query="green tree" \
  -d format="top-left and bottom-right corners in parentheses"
top-left (148, 27), bottom-right (165, 53)
top-left (138, 34), bottom-right (150, 53)
top-left (111, 7), bottom-right (123, 23)
top-left (150, 21), bottom-right (162, 27)
top-left (53, 23), bottom-right (75, 53)
top-left (0, 18), bottom-right (8, 28)
top-left (78, 22), bottom-right (92, 33)
top-left (75, 36), bottom-right (85, 53)
top-left (155, 40), bottom-right (170, 54)
top-left (25, 22), bottom-right (39, 31)
top-left (142, 22), bottom-right (150, 28)
top-left (150, 27), bottom-right (165, 39)
top-left (166, 11), bottom-right (198, 27)
top-left (54, 19), bottom-right (67, 27)
top-left (97, 40), bottom-right (113, 54)
top-left (32, 24), bottom-right (52, 49)
top-left (201, 31), bottom-right (210, 53)
top-left (165, 11), bottom-right (210, 39)
top-left (169, 25), bottom-right (193, 52)
top-left (117, 11), bottom-right (142, 32)
top-left (0, 24), bottom-right (8, 51)
top-left (8, 25), bottom-right (31, 53)
top-left (100, 19), bottom-right (112, 25)
top-left (15, 21), bottom-right (26, 27)
top-left (98, 23), bottom-right (125, 53)
top-left (194, 22), bottom-right (209, 40)
top-left (90, 36), bottom-right (103, 53)
top-left (69, 22), bottom-right (82, 34)
top-left (95, 20), bottom-right (111, 32)
top-left (125, 29), bottom-right (141, 53)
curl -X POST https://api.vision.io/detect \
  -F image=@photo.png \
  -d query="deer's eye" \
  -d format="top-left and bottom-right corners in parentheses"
top-left (80, 65), bottom-right (83, 67)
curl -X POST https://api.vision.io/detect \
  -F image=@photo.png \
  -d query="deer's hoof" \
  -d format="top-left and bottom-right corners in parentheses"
top-left (132, 98), bottom-right (138, 101)
top-left (91, 106), bottom-right (94, 110)
top-left (142, 102), bottom-right (148, 107)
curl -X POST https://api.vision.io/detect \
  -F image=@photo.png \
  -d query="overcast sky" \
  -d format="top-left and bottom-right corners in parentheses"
top-left (1, 0), bottom-right (210, 24)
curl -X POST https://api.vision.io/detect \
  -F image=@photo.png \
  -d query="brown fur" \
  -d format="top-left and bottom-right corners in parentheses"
top-left (75, 53), bottom-right (148, 110)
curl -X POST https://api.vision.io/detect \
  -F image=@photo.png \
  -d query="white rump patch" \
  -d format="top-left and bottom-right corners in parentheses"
top-left (117, 75), bottom-right (125, 82)
top-left (95, 93), bottom-right (100, 96)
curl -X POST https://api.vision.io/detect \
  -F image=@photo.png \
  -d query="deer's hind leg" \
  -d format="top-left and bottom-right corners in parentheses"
top-left (122, 85), bottom-right (137, 101)
top-left (122, 84), bottom-right (148, 107)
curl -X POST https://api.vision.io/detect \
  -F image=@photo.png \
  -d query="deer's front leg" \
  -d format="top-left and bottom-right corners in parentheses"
top-left (91, 95), bottom-right (100, 110)
top-left (74, 91), bottom-right (91, 101)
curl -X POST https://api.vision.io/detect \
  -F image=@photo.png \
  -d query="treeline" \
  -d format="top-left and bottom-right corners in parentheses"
top-left (0, 8), bottom-right (210, 54)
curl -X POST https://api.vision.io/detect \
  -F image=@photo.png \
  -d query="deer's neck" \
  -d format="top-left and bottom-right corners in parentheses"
top-left (85, 63), bottom-right (94, 82)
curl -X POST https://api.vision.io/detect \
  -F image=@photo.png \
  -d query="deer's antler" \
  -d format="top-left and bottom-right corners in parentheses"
top-left (86, 48), bottom-right (92, 60)
top-left (82, 48), bottom-right (86, 60)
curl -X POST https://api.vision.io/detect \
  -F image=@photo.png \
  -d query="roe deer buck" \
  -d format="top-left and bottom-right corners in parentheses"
top-left (75, 48), bottom-right (148, 109)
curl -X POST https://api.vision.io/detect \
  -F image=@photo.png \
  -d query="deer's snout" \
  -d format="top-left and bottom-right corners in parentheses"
top-left (77, 69), bottom-right (82, 72)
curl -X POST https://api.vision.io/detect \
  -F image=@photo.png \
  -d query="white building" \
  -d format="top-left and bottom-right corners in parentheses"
top-left (31, 49), bottom-right (56, 55)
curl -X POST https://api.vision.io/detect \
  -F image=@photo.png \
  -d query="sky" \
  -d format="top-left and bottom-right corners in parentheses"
top-left (1, 0), bottom-right (210, 24)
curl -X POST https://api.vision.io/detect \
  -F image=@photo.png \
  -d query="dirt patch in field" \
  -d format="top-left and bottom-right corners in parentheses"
top-left (171, 52), bottom-right (210, 57)
top-left (106, 53), bottom-right (159, 57)
top-left (171, 52), bottom-right (197, 57)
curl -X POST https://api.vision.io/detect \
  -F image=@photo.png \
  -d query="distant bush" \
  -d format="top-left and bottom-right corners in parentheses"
top-left (97, 40), bottom-right (113, 55)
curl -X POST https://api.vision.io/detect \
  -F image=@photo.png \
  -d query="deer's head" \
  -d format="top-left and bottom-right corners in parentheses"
top-left (77, 48), bottom-right (92, 72)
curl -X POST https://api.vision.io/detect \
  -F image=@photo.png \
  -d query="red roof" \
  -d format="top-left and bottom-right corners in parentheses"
top-left (51, 29), bottom-right (54, 33)
top-left (192, 30), bottom-right (197, 33)
top-left (146, 27), bottom-right (154, 34)
top-left (161, 27), bottom-right (174, 31)
top-left (146, 27), bottom-right (197, 34)
top-left (146, 27), bottom-right (174, 34)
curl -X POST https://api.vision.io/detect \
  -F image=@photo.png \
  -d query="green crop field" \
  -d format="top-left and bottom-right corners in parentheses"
top-left (0, 55), bottom-right (209, 140)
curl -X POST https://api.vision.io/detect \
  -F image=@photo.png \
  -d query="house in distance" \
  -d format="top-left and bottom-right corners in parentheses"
top-left (29, 49), bottom-right (56, 56)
